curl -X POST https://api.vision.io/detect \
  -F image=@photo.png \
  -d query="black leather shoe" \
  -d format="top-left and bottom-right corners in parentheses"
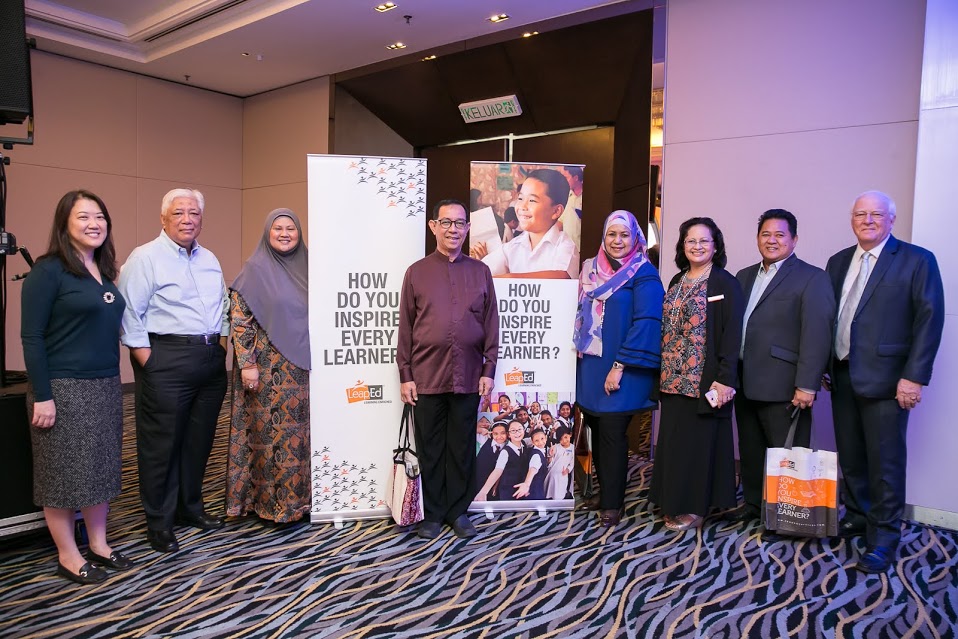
top-left (856, 545), bottom-right (894, 574)
top-left (85, 549), bottom-right (135, 571)
top-left (724, 506), bottom-right (760, 524)
top-left (175, 512), bottom-right (225, 530)
top-left (449, 515), bottom-right (478, 539)
top-left (417, 521), bottom-right (442, 539)
top-left (57, 561), bottom-right (108, 585)
top-left (146, 528), bottom-right (179, 553)
top-left (836, 518), bottom-right (866, 539)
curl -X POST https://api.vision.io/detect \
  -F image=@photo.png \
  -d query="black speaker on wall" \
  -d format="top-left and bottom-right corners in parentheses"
top-left (0, 0), bottom-right (33, 126)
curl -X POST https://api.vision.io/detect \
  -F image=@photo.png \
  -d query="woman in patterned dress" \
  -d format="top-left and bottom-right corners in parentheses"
top-left (649, 217), bottom-right (744, 531)
top-left (21, 190), bottom-right (133, 584)
top-left (226, 208), bottom-right (311, 524)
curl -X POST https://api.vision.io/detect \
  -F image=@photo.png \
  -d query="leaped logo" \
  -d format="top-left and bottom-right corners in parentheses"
top-left (779, 457), bottom-right (796, 470)
top-left (346, 380), bottom-right (384, 403)
top-left (504, 367), bottom-right (535, 386)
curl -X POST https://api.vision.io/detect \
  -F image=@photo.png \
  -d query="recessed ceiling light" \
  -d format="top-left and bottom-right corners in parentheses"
top-left (522, 31), bottom-right (538, 38)
top-left (241, 52), bottom-right (250, 56)
top-left (421, 54), bottom-right (437, 61)
top-left (386, 42), bottom-right (406, 50)
top-left (375, 2), bottom-right (397, 12)
top-left (489, 13), bottom-right (509, 23)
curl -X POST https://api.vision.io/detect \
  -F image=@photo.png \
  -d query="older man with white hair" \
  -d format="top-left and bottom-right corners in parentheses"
top-left (826, 190), bottom-right (944, 573)
top-left (118, 188), bottom-right (229, 553)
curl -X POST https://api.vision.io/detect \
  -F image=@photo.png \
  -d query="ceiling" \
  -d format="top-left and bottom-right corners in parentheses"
top-left (24, 0), bottom-right (657, 97)
top-left (339, 10), bottom-right (653, 148)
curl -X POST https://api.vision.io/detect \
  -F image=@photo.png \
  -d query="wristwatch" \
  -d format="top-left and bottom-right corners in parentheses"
top-left (612, 361), bottom-right (624, 370)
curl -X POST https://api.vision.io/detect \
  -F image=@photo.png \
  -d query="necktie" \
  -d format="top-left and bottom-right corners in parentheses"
top-left (835, 252), bottom-right (871, 360)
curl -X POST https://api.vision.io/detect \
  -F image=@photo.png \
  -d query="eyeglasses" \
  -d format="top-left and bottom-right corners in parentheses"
top-left (852, 211), bottom-right (886, 221)
top-left (434, 218), bottom-right (468, 229)
top-left (684, 238), bottom-right (713, 247)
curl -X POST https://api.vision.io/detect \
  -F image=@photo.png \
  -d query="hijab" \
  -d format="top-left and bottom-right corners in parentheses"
top-left (572, 210), bottom-right (648, 357)
top-left (231, 208), bottom-right (310, 370)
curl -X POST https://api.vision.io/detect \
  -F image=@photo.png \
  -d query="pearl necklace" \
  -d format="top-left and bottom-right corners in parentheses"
top-left (668, 264), bottom-right (712, 329)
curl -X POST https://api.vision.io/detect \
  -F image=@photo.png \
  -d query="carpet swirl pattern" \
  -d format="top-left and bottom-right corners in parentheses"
top-left (0, 394), bottom-right (955, 638)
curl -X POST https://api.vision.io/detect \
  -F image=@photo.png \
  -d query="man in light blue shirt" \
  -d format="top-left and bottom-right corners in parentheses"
top-left (118, 188), bottom-right (229, 553)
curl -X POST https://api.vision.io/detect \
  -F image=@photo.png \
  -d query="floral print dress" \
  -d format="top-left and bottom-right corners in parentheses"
top-left (660, 276), bottom-right (708, 397)
top-left (226, 291), bottom-right (311, 523)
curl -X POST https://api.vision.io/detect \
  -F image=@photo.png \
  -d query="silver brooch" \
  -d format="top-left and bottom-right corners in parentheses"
top-left (103, 292), bottom-right (116, 304)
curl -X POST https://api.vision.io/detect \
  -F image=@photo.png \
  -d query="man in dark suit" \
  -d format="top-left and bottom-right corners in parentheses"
top-left (729, 209), bottom-right (835, 526)
top-left (827, 190), bottom-right (944, 574)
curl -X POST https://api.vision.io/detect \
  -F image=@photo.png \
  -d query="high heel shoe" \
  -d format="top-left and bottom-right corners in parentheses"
top-left (664, 514), bottom-right (703, 531)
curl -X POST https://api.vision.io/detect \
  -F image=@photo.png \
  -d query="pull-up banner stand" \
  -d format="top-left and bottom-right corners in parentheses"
top-left (467, 161), bottom-right (584, 513)
top-left (307, 155), bottom-right (426, 523)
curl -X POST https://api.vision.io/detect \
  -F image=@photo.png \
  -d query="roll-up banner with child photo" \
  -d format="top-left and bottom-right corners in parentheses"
top-left (468, 162), bottom-right (583, 512)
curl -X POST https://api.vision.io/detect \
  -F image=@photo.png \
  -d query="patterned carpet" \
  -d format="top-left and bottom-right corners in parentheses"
top-left (1, 393), bottom-right (956, 639)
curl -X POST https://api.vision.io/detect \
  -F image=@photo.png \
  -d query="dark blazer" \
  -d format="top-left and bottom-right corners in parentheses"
top-left (662, 266), bottom-right (744, 417)
top-left (737, 254), bottom-right (835, 402)
top-left (825, 235), bottom-right (945, 398)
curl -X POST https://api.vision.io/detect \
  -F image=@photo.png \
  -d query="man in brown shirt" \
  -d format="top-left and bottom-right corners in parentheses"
top-left (398, 199), bottom-right (499, 539)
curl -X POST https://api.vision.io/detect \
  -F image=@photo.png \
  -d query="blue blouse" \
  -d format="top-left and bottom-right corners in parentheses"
top-left (575, 260), bottom-right (664, 414)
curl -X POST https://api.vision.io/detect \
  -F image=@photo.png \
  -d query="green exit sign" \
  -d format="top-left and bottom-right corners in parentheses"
top-left (458, 95), bottom-right (523, 123)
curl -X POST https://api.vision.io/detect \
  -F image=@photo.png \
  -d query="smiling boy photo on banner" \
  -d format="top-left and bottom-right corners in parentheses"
top-left (467, 162), bottom-right (583, 511)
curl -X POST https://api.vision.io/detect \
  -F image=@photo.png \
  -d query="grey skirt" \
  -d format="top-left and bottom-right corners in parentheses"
top-left (27, 376), bottom-right (123, 509)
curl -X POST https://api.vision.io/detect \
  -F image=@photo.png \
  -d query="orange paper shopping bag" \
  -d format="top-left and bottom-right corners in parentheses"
top-left (761, 407), bottom-right (839, 538)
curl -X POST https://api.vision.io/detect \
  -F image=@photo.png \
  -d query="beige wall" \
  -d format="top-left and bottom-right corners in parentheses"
top-left (241, 78), bottom-right (331, 260)
top-left (7, 56), bottom-right (339, 383)
top-left (332, 87), bottom-right (413, 158)
top-left (662, 0), bottom-right (926, 452)
top-left (662, 0), bottom-right (925, 281)
top-left (906, 0), bottom-right (958, 521)
top-left (5, 51), bottom-right (243, 380)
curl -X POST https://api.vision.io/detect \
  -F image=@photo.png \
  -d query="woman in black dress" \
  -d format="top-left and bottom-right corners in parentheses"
top-left (21, 190), bottom-right (132, 584)
top-left (649, 217), bottom-right (744, 531)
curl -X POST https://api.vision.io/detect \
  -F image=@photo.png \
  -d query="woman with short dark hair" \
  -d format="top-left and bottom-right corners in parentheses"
top-left (650, 217), bottom-right (744, 531)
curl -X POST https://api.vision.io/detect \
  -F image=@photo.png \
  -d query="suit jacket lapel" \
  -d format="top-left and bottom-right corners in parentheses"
top-left (832, 249), bottom-right (855, 304)
top-left (756, 254), bottom-right (796, 306)
top-left (740, 265), bottom-right (759, 300)
top-left (856, 235), bottom-right (898, 316)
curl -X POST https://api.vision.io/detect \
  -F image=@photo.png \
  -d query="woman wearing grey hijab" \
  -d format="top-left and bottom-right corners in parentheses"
top-left (226, 208), bottom-right (311, 524)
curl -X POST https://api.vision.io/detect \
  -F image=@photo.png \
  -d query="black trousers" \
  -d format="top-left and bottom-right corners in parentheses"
top-left (734, 395), bottom-right (810, 511)
top-left (831, 361), bottom-right (909, 549)
top-left (413, 393), bottom-right (480, 524)
top-left (582, 411), bottom-right (633, 511)
top-left (132, 338), bottom-right (227, 530)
